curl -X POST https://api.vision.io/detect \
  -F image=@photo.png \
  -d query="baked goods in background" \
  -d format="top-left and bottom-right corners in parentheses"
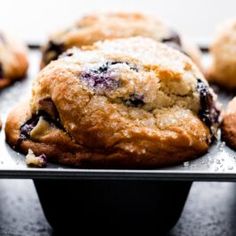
top-left (208, 20), bottom-right (236, 89)
top-left (0, 31), bottom-right (28, 89)
top-left (41, 12), bottom-right (202, 70)
top-left (222, 97), bottom-right (236, 149)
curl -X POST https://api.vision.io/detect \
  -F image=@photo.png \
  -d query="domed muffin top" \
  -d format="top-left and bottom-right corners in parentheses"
top-left (33, 38), bottom-right (219, 148)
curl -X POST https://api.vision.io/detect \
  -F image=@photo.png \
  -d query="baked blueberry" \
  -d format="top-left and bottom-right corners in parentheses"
top-left (0, 63), bottom-right (3, 80)
top-left (80, 61), bottom-right (139, 93)
top-left (20, 111), bottom-right (63, 141)
top-left (80, 68), bottom-right (119, 92)
top-left (197, 78), bottom-right (220, 131)
top-left (20, 115), bottom-right (40, 140)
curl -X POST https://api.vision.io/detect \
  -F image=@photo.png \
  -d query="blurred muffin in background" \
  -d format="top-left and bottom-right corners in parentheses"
top-left (0, 31), bottom-right (28, 89)
top-left (208, 20), bottom-right (236, 89)
top-left (41, 12), bottom-right (202, 70)
top-left (222, 97), bottom-right (236, 149)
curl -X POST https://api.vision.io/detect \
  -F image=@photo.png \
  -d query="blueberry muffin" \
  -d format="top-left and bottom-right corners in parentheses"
top-left (0, 32), bottom-right (28, 89)
top-left (208, 20), bottom-right (236, 89)
top-left (6, 37), bottom-right (220, 167)
top-left (41, 12), bottom-right (202, 70)
top-left (221, 97), bottom-right (236, 148)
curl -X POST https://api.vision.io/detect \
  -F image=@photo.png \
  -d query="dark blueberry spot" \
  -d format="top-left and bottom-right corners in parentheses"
top-left (43, 40), bottom-right (65, 65)
top-left (124, 93), bottom-right (145, 107)
top-left (95, 62), bottom-right (110, 73)
top-left (80, 61), bottom-right (139, 93)
top-left (0, 62), bottom-right (4, 80)
top-left (20, 115), bottom-right (40, 140)
top-left (38, 154), bottom-right (47, 167)
top-left (80, 61), bottom-right (137, 93)
top-left (81, 70), bottom-right (119, 92)
top-left (197, 78), bottom-right (220, 129)
top-left (161, 30), bottom-right (182, 47)
top-left (19, 111), bottom-right (63, 141)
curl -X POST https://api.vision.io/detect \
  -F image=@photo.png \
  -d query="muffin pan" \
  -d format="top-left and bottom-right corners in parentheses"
top-left (0, 48), bottom-right (235, 181)
top-left (0, 46), bottom-right (233, 234)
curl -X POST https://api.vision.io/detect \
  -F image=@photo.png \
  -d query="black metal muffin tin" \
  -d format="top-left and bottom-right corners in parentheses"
top-left (0, 48), bottom-right (235, 234)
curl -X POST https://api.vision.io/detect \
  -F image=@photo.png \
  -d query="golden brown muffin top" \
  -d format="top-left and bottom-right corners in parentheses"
top-left (32, 37), bottom-right (219, 151)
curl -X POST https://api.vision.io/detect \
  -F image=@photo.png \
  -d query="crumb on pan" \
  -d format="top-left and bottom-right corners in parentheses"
top-left (25, 149), bottom-right (47, 168)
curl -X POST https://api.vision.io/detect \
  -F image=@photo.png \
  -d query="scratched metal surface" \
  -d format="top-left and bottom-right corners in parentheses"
top-left (0, 50), bottom-right (235, 180)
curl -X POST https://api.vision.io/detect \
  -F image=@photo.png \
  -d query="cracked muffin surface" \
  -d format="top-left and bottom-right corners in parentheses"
top-left (41, 12), bottom-right (202, 70)
top-left (0, 31), bottom-right (28, 89)
top-left (6, 37), bottom-right (220, 167)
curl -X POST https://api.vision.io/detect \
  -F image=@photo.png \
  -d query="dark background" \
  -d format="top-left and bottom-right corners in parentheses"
top-left (0, 180), bottom-right (235, 236)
